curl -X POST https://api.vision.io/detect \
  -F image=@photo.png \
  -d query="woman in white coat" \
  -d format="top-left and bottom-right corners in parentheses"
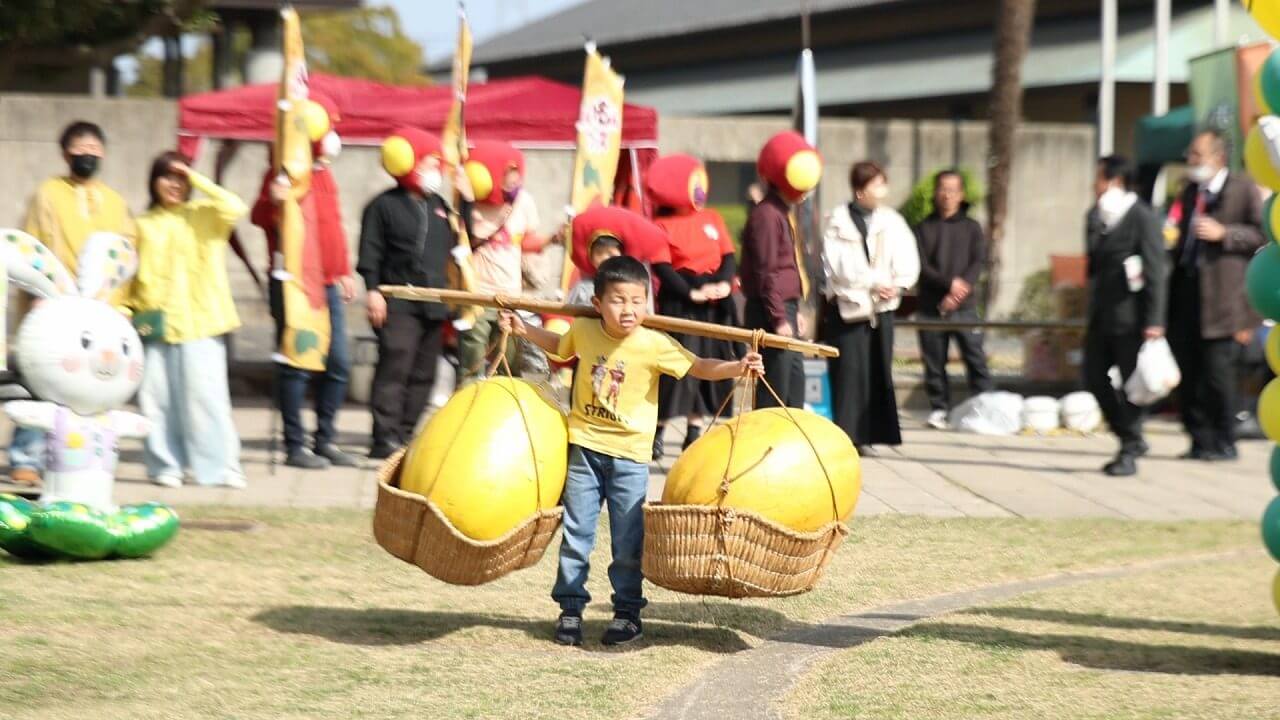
top-left (821, 161), bottom-right (920, 451)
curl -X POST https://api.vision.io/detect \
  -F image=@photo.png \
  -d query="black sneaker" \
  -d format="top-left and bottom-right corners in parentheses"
top-left (316, 443), bottom-right (359, 467)
top-left (1103, 453), bottom-right (1137, 477)
top-left (554, 612), bottom-right (583, 646)
top-left (682, 424), bottom-right (703, 451)
top-left (601, 613), bottom-right (643, 646)
top-left (651, 432), bottom-right (665, 462)
top-left (1204, 445), bottom-right (1239, 462)
top-left (368, 441), bottom-right (399, 460)
top-left (285, 448), bottom-right (330, 470)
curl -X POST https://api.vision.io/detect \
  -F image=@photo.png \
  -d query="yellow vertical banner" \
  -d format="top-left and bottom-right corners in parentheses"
top-left (560, 42), bottom-right (625, 293)
top-left (441, 6), bottom-right (481, 330)
top-left (274, 7), bottom-right (329, 371)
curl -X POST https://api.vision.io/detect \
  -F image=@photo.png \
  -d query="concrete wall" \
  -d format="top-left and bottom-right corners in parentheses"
top-left (659, 115), bottom-right (1096, 316)
top-left (0, 94), bottom-right (1093, 362)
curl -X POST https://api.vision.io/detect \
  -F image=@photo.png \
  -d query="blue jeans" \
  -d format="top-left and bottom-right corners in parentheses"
top-left (138, 336), bottom-right (244, 485)
top-left (9, 426), bottom-right (45, 472)
top-left (552, 445), bottom-right (650, 615)
top-left (272, 283), bottom-right (350, 453)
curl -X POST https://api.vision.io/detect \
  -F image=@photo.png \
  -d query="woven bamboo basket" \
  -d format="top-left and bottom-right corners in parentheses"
top-left (642, 503), bottom-right (849, 598)
top-left (373, 449), bottom-right (563, 586)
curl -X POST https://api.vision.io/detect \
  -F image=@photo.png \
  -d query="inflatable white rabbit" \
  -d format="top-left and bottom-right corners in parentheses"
top-left (2, 229), bottom-right (150, 510)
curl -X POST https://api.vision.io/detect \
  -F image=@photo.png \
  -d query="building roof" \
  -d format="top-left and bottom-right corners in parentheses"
top-left (470, 0), bottom-right (908, 64)
top-left (620, 4), bottom-right (1265, 115)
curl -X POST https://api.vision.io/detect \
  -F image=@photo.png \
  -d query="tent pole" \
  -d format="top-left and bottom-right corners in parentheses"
top-left (1152, 0), bottom-right (1170, 203)
top-left (1214, 0), bottom-right (1230, 47)
top-left (1100, 0), bottom-right (1117, 156)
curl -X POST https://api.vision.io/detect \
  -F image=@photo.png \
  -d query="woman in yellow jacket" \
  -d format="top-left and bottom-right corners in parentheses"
top-left (130, 152), bottom-right (248, 489)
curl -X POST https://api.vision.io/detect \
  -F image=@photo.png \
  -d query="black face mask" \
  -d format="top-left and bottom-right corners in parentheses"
top-left (69, 153), bottom-right (100, 179)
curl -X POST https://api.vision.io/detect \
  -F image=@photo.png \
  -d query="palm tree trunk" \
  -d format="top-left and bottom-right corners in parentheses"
top-left (985, 0), bottom-right (1037, 309)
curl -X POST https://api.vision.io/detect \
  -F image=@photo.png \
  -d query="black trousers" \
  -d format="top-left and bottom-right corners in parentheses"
top-left (370, 307), bottom-right (444, 447)
top-left (1169, 334), bottom-right (1239, 453)
top-left (1083, 330), bottom-right (1145, 451)
top-left (917, 308), bottom-right (993, 411)
top-left (744, 297), bottom-right (805, 409)
top-left (824, 305), bottom-right (902, 446)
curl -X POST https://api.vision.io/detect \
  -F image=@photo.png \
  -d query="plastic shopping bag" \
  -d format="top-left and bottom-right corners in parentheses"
top-left (949, 391), bottom-right (1025, 436)
top-left (1124, 337), bottom-right (1181, 406)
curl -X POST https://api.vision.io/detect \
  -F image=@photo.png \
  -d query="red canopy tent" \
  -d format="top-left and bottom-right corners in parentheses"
top-left (177, 73), bottom-right (659, 211)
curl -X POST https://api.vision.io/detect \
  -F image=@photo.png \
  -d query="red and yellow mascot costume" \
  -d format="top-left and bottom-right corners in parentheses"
top-left (645, 154), bottom-right (739, 456)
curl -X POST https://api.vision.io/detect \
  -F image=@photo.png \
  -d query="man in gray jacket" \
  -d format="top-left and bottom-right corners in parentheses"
top-left (1167, 130), bottom-right (1265, 461)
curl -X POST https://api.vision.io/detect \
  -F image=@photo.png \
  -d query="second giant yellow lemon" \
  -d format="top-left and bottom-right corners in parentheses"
top-left (400, 378), bottom-right (568, 541)
top-left (662, 408), bottom-right (861, 532)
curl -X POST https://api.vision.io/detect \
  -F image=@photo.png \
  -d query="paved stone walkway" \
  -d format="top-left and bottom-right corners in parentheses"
top-left (0, 404), bottom-right (1272, 521)
top-left (642, 548), bottom-right (1258, 720)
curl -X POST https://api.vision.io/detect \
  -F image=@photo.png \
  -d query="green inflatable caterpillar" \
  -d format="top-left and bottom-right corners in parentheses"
top-left (0, 493), bottom-right (179, 560)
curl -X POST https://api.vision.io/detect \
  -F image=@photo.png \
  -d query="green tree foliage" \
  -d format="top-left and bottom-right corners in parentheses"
top-left (0, 0), bottom-right (209, 85)
top-left (126, 39), bottom-right (215, 98)
top-left (302, 7), bottom-right (430, 85)
top-left (125, 6), bottom-right (429, 96)
top-left (897, 167), bottom-right (986, 227)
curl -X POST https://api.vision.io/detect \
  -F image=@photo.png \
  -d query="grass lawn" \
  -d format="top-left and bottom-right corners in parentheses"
top-left (0, 507), bottom-right (1261, 719)
top-left (786, 552), bottom-right (1280, 720)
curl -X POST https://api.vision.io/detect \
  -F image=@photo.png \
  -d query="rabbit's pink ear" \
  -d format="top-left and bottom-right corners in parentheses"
top-left (1, 228), bottom-right (75, 299)
top-left (76, 232), bottom-right (138, 302)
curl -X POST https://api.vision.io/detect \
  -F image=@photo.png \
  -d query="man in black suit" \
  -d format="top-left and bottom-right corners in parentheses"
top-left (1167, 130), bottom-right (1265, 461)
top-left (1083, 156), bottom-right (1166, 476)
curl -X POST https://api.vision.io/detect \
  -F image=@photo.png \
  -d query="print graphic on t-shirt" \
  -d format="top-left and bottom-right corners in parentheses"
top-left (589, 355), bottom-right (627, 413)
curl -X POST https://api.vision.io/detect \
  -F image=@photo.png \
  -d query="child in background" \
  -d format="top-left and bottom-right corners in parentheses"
top-left (499, 256), bottom-right (762, 646)
top-left (565, 234), bottom-right (623, 307)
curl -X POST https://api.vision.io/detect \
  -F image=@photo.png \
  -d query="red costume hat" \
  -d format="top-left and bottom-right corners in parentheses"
top-left (645, 154), bottom-right (709, 215)
top-left (464, 139), bottom-right (525, 205)
top-left (381, 127), bottom-right (443, 190)
top-left (571, 205), bottom-right (671, 276)
top-left (757, 131), bottom-right (822, 202)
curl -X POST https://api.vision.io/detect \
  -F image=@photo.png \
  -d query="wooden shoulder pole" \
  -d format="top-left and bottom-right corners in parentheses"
top-left (378, 285), bottom-right (839, 358)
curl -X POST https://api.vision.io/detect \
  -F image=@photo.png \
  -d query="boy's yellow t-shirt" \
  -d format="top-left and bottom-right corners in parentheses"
top-left (557, 318), bottom-right (695, 463)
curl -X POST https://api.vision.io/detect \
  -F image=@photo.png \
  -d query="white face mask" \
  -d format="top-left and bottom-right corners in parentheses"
top-left (1187, 164), bottom-right (1216, 184)
top-left (871, 184), bottom-right (890, 201)
top-left (417, 168), bottom-right (443, 195)
top-left (1096, 186), bottom-right (1136, 229)
top-left (319, 131), bottom-right (342, 160)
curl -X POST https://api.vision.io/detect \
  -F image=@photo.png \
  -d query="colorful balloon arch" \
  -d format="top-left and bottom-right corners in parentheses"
top-left (1242, 0), bottom-right (1280, 616)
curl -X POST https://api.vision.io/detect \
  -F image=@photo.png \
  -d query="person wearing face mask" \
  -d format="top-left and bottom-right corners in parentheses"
top-left (358, 127), bottom-right (474, 459)
top-left (820, 161), bottom-right (920, 454)
top-left (10, 120), bottom-right (137, 488)
top-left (130, 152), bottom-right (249, 489)
top-left (740, 131), bottom-right (823, 409)
top-left (457, 139), bottom-right (549, 386)
top-left (914, 169), bottom-right (993, 430)
top-left (1083, 156), bottom-right (1167, 476)
top-left (1167, 129), bottom-right (1266, 461)
top-left (646, 154), bottom-right (739, 460)
top-left (251, 94), bottom-right (359, 470)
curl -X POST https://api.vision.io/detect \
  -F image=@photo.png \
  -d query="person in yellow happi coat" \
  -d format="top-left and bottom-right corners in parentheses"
top-left (10, 121), bottom-right (137, 487)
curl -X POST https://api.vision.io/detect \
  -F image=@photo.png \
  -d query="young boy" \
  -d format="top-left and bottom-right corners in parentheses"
top-left (500, 256), bottom-right (762, 646)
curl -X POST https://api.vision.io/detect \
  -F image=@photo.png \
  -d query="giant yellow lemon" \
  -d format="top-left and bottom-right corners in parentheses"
top-left (662, 409), bottom-right (861, 532)
top-left (400, 378), bottom-right (568, 541)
